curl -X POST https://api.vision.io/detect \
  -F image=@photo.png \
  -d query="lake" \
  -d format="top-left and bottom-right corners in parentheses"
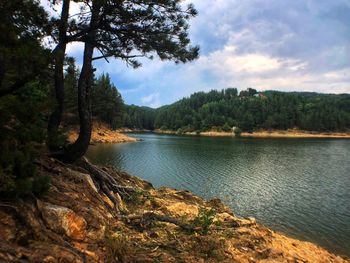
top-left (87, 133), bottom-right (350, 257)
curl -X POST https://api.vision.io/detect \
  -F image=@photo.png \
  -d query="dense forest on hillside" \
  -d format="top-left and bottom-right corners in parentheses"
top-left (123, 88), bottom-right (350, 133)
top-left (64, 58), bottom-right (124, 130)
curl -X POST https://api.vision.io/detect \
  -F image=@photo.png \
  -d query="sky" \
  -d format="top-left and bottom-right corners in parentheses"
top-left (57, 0), bottom-right (350, 108)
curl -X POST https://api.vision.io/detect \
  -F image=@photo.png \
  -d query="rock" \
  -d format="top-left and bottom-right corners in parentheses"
top-left (238, 217), bottom-right (257, 227)
top-left (0, 211), bottom-right (16, 242)
top-left (207, 198), bottom-right (233, 214)
top-left (42, 204), bottom-right (87, 241)
top-left (246, 217), bottom-right (256, 224)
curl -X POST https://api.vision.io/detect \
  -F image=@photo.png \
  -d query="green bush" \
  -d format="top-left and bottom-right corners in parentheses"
top-left (0, 143), bottom-right (51, 200)
top-left (191, 207), bottom-right (216, 235)
top-left (233, 127), bottom-right (242, 137)
top-left (222, 123), bottom-right (231, 132)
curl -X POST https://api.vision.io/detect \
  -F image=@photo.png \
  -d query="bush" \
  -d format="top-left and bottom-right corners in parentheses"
top-left (222, 123), bottom-right (231, 132)
top-left (233, 127), bottom-right (242, 137)
top-left (176, 128), bottom-right (184, 135)
top-left (191, 207), bottom-right (216, 235)
top-left (0, 142), bottom-right (51, 200)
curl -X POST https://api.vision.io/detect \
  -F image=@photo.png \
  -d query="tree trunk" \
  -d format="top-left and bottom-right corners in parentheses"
top-left (63, 2), bottom-right (100, 163)
top-left (63, 43), bottom-right (94, 162)
top-left (47, 0), bottom-right (70, 150)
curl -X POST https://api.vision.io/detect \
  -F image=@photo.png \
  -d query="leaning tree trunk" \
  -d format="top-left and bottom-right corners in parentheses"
top-left (62, 3), bottom-right (100, 163)
top-left (47, 0), bottom-right (70, 150)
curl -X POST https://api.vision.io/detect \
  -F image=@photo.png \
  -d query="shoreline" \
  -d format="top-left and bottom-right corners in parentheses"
top-left (153, 129), bottom-right (350, 139)
top-left (1, 155), bottom-right (348, 262)
top-left (68, 124), bottom-right (140, 144)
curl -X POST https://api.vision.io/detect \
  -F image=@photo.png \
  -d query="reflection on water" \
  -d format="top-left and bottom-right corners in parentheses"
top-left (87, 133), bottom-right (350, 256)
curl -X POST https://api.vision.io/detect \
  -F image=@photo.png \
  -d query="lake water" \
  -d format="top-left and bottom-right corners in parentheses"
top-left (87, 133), bottom-right (350, 257)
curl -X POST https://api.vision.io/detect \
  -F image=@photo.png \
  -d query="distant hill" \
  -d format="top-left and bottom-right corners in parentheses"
top-left (123, 89), bottom-right (350, 132)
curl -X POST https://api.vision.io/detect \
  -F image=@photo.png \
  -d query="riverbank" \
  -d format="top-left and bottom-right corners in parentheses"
top-left (154, 129), bottom-right (350, 139)
top-left (0, 155), bottom-right (348, 262)
top-left (68, 124), bottom-right (139, 144)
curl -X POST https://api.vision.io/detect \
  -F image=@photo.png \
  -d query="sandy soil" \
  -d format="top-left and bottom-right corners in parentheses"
top-left (68, 124), bottom-right (139, 144)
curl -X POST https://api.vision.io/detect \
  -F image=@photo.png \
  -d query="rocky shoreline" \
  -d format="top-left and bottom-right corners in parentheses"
top-left (0, 156), bottom-right (348, 262)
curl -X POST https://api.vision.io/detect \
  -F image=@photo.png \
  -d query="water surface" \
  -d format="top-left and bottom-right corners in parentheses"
top-left (87, 133), bottom-right (350, 256)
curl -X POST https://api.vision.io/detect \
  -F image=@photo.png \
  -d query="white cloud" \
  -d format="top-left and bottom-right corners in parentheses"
top-left (141, 93), bottom-right (161, 108)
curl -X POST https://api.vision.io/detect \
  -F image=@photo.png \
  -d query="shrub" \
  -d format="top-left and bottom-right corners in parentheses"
top-left (233, 127), bottom-right (242, 137)
top-left (222, 123), bottom-right (231, 132)
top-left (0, 142), bottom-right (51, 200)
top-left (127, 188), bottom-right (154, 205)
top-left (191, 207), bottom-right (216, 235)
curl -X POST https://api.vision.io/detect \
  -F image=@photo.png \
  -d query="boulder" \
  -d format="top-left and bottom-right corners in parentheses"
top-left (42, 204), bottom-right (87, 241)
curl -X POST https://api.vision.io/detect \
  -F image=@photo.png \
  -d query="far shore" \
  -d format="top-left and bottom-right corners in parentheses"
top-left (152, 129), bottom-right (350, 139)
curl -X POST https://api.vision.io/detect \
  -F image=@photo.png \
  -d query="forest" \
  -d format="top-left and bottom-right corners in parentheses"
top-left (123, 88), bottom-right (350, 133)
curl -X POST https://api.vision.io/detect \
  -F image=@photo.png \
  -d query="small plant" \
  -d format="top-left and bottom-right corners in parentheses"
top-left (191, 207), bottom-right (216, 235)
top-left (127, 188), bottom-right (154, 205)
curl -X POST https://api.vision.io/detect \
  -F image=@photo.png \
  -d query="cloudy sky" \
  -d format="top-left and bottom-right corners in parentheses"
top-left (65, 0), bottom-right (350, 108)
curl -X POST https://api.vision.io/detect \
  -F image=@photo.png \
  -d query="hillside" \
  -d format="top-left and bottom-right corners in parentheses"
top-left (123, 89), bottom-right (350, 133)
top-left (0, 156), bottom-right (348, 262)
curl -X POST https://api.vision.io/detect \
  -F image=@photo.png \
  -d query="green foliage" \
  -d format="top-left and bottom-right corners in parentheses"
top-left (222, 123), bottom-right (231, 132)
top-left (123, 105), bottom-right (156, 130)
top-left (148, 89), bottom-right (350, 133)
top-left (92, 73), bottom-right (124, 130)
top-left (0, 0), bottom-right (51, 97)
top-left (32, 175), bottom-right (51, 197)
top-left (0, 0), bottom-right (51, 199)
top-left (233, 127), bottom-right (242, 137)
top-left (0, 143), bottom-right (50, 199)
top-left (127, 189), bottom-right (154, 206)
top-left (64, 61), bottom-right (126, 130)
top-left (191, 207), bottom-right (216, 235)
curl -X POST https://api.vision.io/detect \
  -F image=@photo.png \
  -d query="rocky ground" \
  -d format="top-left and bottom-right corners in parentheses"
top-left (0, 156), bottom-right (348, 262)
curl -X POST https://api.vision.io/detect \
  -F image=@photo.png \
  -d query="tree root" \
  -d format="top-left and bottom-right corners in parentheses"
top-left (119, 212), bottom-right (192, 231)
top-left (76, 157), bottom-right (136, 211)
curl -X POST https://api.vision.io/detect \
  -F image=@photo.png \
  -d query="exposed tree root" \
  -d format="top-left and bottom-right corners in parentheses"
top-left (119, 212), bottom-right (193, 231)
top-left (76, 157), bottom-right (136, 212)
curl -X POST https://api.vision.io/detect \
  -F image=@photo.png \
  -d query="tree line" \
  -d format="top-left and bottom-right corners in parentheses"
top-left (123, 88), bottom-right (350, 133)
